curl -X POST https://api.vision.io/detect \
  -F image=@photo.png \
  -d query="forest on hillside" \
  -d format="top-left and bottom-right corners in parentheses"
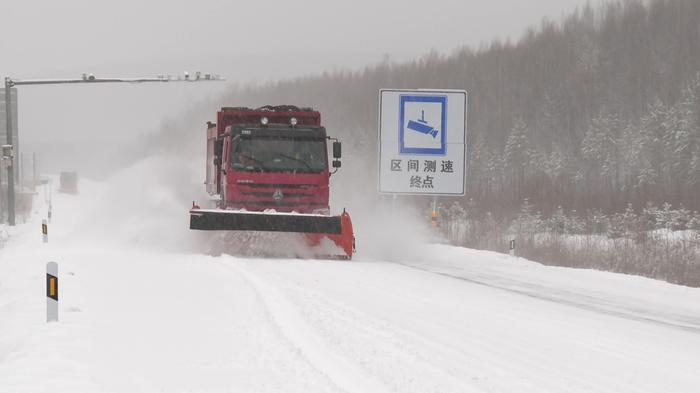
top-left (212, 0), bottom-right (700, 284)
top-left (222, 0), bottom-right (700, 216)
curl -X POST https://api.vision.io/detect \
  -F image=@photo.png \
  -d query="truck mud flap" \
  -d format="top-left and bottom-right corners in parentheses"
top-left (190, 209), bottom-right (342, 234)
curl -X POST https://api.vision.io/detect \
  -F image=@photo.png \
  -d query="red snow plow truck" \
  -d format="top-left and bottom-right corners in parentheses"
top-left (189, 105), bottom-right (355, 259)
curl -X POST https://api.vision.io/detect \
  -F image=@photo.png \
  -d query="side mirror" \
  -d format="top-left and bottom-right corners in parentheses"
top-left (332, 141), bottom-right (341, 159)
top-left (332, 160), bottom-right (341, 168)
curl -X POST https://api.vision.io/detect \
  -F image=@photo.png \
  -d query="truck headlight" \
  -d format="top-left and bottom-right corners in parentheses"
top-left (261, 117), bottom-right (269, 125)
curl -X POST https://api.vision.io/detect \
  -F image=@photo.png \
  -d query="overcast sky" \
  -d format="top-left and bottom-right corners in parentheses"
top-left (0, 0), bottom-right (591, 176)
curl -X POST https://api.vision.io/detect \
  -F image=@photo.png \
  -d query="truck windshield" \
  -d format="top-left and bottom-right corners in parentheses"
top-left (232, 137), bottom-right (326, 173)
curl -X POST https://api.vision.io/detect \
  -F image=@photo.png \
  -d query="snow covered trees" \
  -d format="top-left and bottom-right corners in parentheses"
top-left (440, 198), bottom-right (700, 286)
top-left (215, 0), bottom-right (700, 284)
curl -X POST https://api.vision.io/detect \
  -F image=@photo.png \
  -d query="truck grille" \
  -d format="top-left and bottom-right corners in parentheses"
top-left (245, 183), bottom-right (317, 189)
top-left (241, 191), bottom-right (309, 198)
top-left (236, 183), bottom-right (324, 205)
top-left (247, 201), bottom-right (327, 207)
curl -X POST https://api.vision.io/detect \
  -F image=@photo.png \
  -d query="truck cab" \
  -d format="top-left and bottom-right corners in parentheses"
top-left (206, 106), bottom-right (341, 214)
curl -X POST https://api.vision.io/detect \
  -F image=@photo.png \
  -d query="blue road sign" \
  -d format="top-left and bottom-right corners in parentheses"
top-left (399, 95), bottom-right (447, 155)
top-left (379, 89), bottom-right (466, 195)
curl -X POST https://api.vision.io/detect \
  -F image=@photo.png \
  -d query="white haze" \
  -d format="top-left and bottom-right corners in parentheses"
top-left (57, 118), bottom-right (438, 261)
top-left (0, 0), bottom-right (591, 177)
top-left (0, 0), bottom-right (591, 259)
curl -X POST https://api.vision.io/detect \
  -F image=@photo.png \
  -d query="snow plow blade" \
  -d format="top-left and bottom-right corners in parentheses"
top-left (190, 208), bottom-right (355, 259)
top-left (190, 209), bottom-right (341, 233)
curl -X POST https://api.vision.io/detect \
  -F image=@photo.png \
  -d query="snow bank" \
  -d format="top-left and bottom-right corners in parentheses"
top-left (2, 181), bottom-right (700, 392)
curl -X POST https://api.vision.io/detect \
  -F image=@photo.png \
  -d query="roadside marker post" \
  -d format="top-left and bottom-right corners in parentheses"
top-left (431, 197), bottom-right (439, 228)
top-left (46, 262), bottom-right (58, 322)
top-left (41, 219), bottom-right (48, 243)
top-left (509, 239), bottom-right (516, 256)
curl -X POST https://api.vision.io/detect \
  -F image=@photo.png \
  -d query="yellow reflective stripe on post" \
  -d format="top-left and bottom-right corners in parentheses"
top-left (46, 274), bottom-right (58, 301)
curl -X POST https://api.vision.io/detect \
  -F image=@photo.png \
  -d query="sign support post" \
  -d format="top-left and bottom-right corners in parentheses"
top-left (431, 196), bottom-right (438, 228)
top-left (3, 78), bottom-right (15, 226)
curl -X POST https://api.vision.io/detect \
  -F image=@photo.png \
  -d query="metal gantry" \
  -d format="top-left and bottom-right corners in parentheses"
top-left (3, 72), bottom-right (224, 225)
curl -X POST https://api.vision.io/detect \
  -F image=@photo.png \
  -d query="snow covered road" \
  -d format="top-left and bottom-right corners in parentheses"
top-left (2, 180), bottom-right (700, 392)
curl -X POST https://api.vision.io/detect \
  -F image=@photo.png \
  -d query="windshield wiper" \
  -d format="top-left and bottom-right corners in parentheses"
top-left (269, 153), bottom-right (314, 172)
top-left (236, 153), bottom-right (268, 171)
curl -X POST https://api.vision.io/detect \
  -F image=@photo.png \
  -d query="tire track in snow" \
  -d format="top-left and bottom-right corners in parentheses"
top-left (223, 259), bottom-right (392, 393)
top-left (229, 260), bottom-right (636, 393)
top-left (394, 261), bottom-right (700, 334)
top-left (203, 258), bottom-right (348, 393)
top-left (237, 264), bottom-right (491, 393)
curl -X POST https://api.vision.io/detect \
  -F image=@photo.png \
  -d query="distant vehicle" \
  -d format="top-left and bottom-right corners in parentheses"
top-left (58, 172), bottom-right (78, 194)
top-left (189, 105), bottom-right (355, 259)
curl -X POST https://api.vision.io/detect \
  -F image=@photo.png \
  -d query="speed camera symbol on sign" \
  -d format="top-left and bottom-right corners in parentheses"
top-left (399, 95), bottom-right (447, 155)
